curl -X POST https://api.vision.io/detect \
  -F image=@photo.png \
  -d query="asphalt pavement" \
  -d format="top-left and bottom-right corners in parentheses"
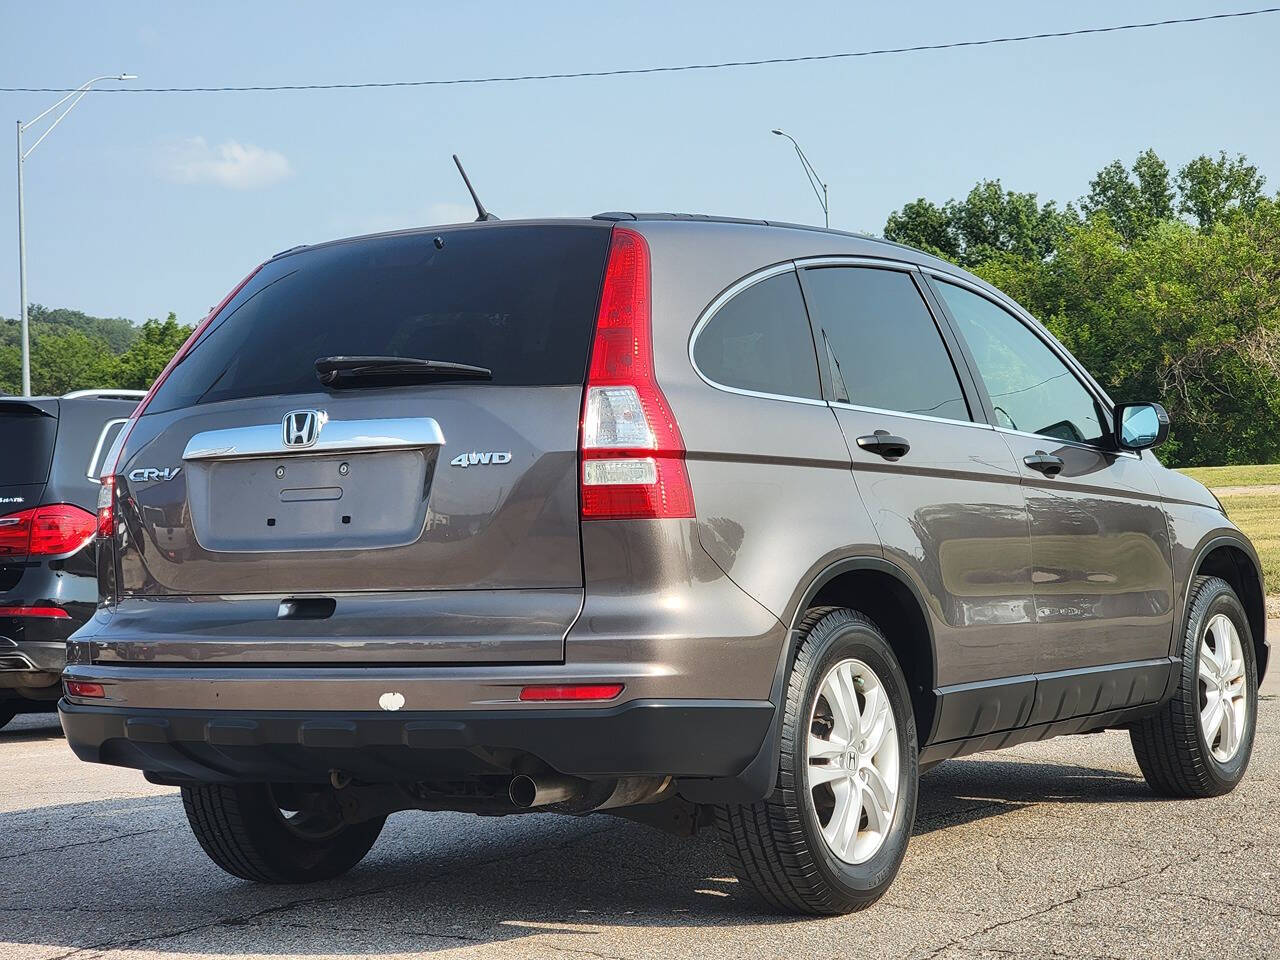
top-left (2, 646), bottom-right (1277, 959)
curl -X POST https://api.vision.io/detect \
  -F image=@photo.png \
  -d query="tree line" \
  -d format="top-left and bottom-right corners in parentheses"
top-left (885, 150), bottom-right (1279, 467)
top-left (0, 305), bottom-right (192, 397)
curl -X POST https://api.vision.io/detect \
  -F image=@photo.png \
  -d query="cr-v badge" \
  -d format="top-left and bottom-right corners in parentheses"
top-left (128, 467), bottom-right (182, 483)
top-left (450, 451), bottom-right (513, 468)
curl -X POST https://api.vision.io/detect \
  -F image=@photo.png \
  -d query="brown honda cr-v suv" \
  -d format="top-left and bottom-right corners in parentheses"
top-left (60, 214), bottom-right (1266, 914)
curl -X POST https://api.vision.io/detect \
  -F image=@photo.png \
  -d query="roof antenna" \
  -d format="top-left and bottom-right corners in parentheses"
top-left (453, 154), bottom-right (499, 222)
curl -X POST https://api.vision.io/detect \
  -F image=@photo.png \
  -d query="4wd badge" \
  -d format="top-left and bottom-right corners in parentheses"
top-left (450, 451), bottom-right (512, 468)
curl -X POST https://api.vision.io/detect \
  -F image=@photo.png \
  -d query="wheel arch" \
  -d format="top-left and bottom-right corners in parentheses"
top-left (788, 556), bottom-right (939, 747)
top-left (1190, 535), bottom-right (1268, 682)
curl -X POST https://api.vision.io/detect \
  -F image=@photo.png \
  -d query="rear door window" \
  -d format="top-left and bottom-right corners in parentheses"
top-left (801, 266), bottom-right (971, 421)
top-left (147, 225), bottom-right (612, 414)
top-left (693, 270), bottom-right (821, 400)
top-left (0, 407), bottom-right (57, 485)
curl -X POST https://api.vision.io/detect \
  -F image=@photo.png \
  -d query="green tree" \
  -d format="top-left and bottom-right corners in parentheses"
top-left (1176, 152), bottom-right (1265, 230)
top-left (113, 314), bottom-right (192, 389)
top-left (884, 180), bottom-right (1075, 268)
top-left (1082, 149), bottom-right (1174, 242)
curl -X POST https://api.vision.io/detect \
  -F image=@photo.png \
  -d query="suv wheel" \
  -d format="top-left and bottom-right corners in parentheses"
top-left (181, 782), bottom-right (385, 883)
top-left (1131, 576), bottom-right (1259, 798)
top-left (716, 606), bottom-right (918, 914)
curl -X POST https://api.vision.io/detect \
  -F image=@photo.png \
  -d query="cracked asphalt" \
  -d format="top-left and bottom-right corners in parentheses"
top-left (2, 659), bottom-right (1277, 960)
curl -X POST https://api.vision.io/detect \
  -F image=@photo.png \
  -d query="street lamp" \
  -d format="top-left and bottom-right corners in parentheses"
top-left (16, 73), bottom-right (136, 396)
top-left (772, 128), bottom-right (829, 229)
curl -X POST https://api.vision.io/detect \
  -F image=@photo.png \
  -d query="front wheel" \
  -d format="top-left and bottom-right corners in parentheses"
top-left (181, 782), bottom-right (385, 883)
top-left (1130, 576), bottom-right (1259, 798)
top-left (717, 606), bottom-right (918, 914)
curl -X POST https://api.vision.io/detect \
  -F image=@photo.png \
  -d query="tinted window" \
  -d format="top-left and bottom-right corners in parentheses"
top-left (802, 266), bottom-right (970, 420)
top-left (694, 270), bottom-right (821, 400)
top-left (148, 225), bottom-right (612, 413)
top-left (0, 407), bottom-right (57, 485)
top-left (935, 281), bottom-right (1108, 445)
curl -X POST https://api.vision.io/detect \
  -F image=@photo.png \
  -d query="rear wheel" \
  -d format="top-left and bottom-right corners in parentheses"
top-left (1131, 576), bottom-right (1259, 798)
top-left (181, 782), bottom-right (385, 883)
top-left (717, 606), bottom-right (918, 914)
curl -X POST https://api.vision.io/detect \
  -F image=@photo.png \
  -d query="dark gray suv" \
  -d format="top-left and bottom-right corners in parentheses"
top-left (60, 215), bottom-right (1267, 914)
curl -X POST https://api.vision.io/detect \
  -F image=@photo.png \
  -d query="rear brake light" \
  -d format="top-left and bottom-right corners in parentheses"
top-left (0, 504), bottom-right (97, 560)
top-left (518, 683), bottom-right (624, 702)
top-left (65, 680), bottom-right (105, 699)
top-left (96, 476), bottom-right (115, 539)
top-left (0, 605), bottom-right (70, 619)
top-left (579, 228), bottom-right (694, 520)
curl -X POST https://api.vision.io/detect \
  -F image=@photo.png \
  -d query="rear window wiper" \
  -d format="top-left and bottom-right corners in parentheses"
top-left (315, 355), bottom-right (493, 387)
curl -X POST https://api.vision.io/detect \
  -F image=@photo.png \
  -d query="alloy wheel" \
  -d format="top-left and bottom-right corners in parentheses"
top-left (806, 658), bottom-right (900, 864)
top-left (1198, 613), bottom-right (1248, 763)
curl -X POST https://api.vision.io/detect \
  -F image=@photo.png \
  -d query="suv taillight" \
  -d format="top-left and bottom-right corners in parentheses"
top-left (0, 504), bottom-right (98, 560)
top-left (96, 476), bottom-right (116, 539)
top-left (579, 227), bottom-right (694, 520)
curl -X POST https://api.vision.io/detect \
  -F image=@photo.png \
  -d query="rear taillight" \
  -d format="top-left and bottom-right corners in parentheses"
top-left (518, 683), bottom-right (624, 702)
top-left (579, 228), bottom-right (694, 520)
top-left (0, 605), bottom-right (70, 619)
top-left (96, 476), bottom-right (116, 539)
top-left (0, 504), bottom-right (97, 560)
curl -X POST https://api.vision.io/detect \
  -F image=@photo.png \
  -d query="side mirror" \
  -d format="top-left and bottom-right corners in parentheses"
top-left (1115, 401), bottom-right (1170, 451)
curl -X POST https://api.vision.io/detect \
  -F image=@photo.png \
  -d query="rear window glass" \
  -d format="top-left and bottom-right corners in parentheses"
top-left (0, 408), bottom-right (57, 485)
top-left (147, 225), bottom-right (612, 413)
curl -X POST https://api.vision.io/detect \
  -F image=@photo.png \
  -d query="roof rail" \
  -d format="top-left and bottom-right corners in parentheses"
top-left (61, 389), bottom-right (147, 401)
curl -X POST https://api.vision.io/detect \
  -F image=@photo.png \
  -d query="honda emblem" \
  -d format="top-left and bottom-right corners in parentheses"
top-left (282, 410), bottom-right (325, 448)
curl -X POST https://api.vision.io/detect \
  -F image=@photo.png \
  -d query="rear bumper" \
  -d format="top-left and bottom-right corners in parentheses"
top-left (58, 698), bottom-right (774, 784)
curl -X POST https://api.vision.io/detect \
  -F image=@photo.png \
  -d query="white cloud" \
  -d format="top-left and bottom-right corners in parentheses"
top-left (158, 137), bottom-right (293, 190)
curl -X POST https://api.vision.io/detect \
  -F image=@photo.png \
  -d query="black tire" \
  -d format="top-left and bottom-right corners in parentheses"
top-left (0, 703), bottom-right (15, 732)
top-left (1130, 576), bottom-right (1259, 798)
top-left (181, 782), bottom-right (385, 884)
top-left (716, 606), bottom-right (919, 915)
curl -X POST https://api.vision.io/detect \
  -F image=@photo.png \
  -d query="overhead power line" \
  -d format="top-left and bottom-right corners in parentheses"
top-left (2, 7), bottom-right (1277, 94)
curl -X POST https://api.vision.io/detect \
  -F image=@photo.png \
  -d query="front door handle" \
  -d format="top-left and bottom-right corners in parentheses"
top-left (856, 430), bottom-right (911, 460)
top-left (1024, 451), bottom-right (1064, 476)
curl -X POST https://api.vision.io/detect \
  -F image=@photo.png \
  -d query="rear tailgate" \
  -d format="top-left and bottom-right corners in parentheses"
top-left (106, 222), bottom-right (611, 664)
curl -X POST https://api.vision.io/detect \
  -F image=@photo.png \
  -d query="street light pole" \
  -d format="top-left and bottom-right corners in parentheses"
top-left (771, 128), bottom-right (829, 228)
top-left (15, 73), bottom-right (135, 396)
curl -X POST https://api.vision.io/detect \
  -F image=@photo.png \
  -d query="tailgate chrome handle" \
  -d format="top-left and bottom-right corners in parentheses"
top-left (183, 416), bottom-right (445, 462)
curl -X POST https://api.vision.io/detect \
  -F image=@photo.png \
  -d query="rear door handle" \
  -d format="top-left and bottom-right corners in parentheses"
top-left (1023, 451), bottom-right (1064, 476)
top-left (856, 430), bottom-right (911, 460)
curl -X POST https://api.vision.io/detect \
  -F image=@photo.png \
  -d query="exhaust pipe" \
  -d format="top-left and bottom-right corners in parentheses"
top-left (509, 774), bottom-right (586, 809)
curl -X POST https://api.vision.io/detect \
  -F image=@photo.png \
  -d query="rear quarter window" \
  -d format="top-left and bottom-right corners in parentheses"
top-left (147, 224), bottom-right (612, 413)
top-left (693, 270), bottom-right (821, 400)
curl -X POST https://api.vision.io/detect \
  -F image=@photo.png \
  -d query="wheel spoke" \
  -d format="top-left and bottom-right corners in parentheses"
top-left (861, 764), bottom-right (895, 833)
top-left (861, 690), bottom-right (893, 758)
top-left (822, 779), bottom-right (855, 850)
top-left (1199, 644), bottom-right (1221, 685)
top-left (1202, 695), bottom-right (1225, 746)
top-left (808, 733), bottom-right (845, 760)
top-left (808, 761), bottom-right (846, 788)
top-left (822, 673), bottom-right (855, 740)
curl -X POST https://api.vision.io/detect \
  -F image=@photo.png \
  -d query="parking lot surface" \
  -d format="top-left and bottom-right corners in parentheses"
top-left (3, 663), bottom-right (1277, 960)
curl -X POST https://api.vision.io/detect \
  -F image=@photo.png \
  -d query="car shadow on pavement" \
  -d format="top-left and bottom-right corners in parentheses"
top-left (0, 751), bottom-right (1167, 955)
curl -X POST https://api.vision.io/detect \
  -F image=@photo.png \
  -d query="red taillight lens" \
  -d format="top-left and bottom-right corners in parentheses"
top-left (97, 476), bottom-right (116, 539)
top-left (518, 683), bottom-right (624, 702)
top-left (0, 504), bottom-right (97, 560)
top-left (0, 605), bottom-right (70, 619)
top-left (580, 228), bottom-right (694, 520)
top-left (65, 680), bottom-right (106, 699)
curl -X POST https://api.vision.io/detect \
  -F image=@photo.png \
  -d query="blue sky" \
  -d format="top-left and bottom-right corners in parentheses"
top-left (3, 1), bottom-right (1279, 326)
